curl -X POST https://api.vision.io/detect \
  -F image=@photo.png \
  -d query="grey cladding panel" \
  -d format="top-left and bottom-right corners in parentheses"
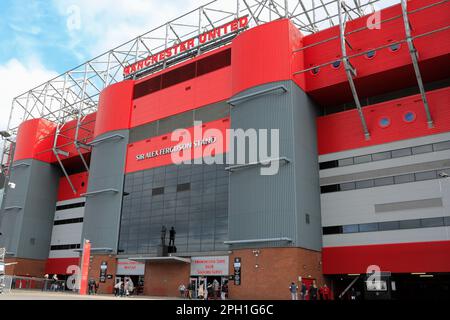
top-left (82, 130), bottom-right (129, 253)
top-left (375, 198), bottom-right (443, 213)
top-left (228, 81), bottom-right (322, 251)
top-left (0, 159), bottom-right (59, 260)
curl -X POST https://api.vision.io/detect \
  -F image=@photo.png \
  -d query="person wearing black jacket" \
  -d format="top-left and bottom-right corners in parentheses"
top-left (309, 281), bottom-right (318, 300)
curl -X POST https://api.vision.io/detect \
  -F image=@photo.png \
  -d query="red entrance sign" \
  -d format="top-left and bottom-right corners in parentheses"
top-left (79, 240), bottom-right (91, 295)
top-left (123, 16), bottom-right (249, 77)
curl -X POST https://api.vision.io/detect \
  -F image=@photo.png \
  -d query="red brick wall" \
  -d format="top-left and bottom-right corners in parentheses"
top-left (144, 262), bottom-right (190, 297)
top-left (87, 255), bottom-right (117, 294)
top-left (4, 258), bottom-right (47, 277)
top-left (228, 248), bottom-right (326, 300)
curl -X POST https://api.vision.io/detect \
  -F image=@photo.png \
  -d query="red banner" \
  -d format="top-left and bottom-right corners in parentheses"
top-left (79, 240), bottom-right (91, 295)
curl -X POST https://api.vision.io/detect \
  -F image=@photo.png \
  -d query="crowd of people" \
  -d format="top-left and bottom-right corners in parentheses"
top-left (179, 279), bottom-right (229, 300)
top-left (42, 274), bottom-right (65, 292)
top-left (114, 278), bottom-right (135, 297)
top-left (289, 280), bottom-right (331, 300)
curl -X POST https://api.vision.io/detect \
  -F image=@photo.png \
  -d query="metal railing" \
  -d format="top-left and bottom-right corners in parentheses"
top-left (0, 276), bottom-right (69, 294)
top-left (0, 0), bottom-right (398, 197)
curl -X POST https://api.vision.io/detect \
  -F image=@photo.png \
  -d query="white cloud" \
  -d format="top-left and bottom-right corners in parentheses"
top-left (53, 0), bottom-right (209, 58)
top-left (0, 58), bottom-right (58, 132)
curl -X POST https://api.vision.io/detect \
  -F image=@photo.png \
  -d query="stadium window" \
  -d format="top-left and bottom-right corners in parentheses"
top-left (414, 170), bottom-right (437, 181)
top-left (391, 148), bottom-right (412, 158)
top-left (412, 144), bottom-right (433, 155)
top-left (342, 225), bottom-right (359, 233)
top-left (399, 219), bottom-right (421, 230)
top-left (331, 60), bottom-right (341, 69)
top-left (358, 223), bottom-right (379, 233)
top-left (161, 63), bottom-right (196, 89)
top-left (433, 141), bottom-right (450, 151)
top-left (340, 182), bottom-right (356, 191)
top-left (403, 111), bottom-right (416, 123)
top-left (355, 179), bottom-right (375, 189)
top-left (322, 226), bottom-right (343, 235)
top-left (379, 221), bottom-right (400, 231)
top-left (365, 49), bottom-right (376, 59)
top-left (445, 217), bottom-right (450, 226)
top-left (394, 173), bottom-right (415, 184)
top-left (152, 187), bottom-right (165, 196)
top-left (196, 49), bottom-right (231, 76)
top-left (320, 184), bottom-right (340, 193)
top-left (389, 43), bottom-right (401, 52)
top-left (378, 117), bottom-right (391, 128)
top-left (310, 67), bottom-right (320, 75)
top-left (421, 217), bottom-right (444, 228)
top-left (374, 176), bottom-right (394, 187)
top-left (319, 160), bottom-right (339, 170)
top-left (372, 151), bottom-right (391, 161)
top-left (354, 154), bottom-right (372, 164)
top-left (133, 75), bottom-right (162, 99)
top-left (177, 183), bottom-right (191, 192)
top-left (338, 158), bottom-right (354, 167)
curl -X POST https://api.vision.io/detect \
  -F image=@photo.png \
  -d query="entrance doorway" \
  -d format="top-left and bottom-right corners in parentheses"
top-left (191, 276), bottom-right (229, 300)
top-left (115, 275), bottom-right (144, 295)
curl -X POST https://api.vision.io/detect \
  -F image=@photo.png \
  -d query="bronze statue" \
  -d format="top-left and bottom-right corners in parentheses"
top-left (169, 226), bottom-right (176, 247)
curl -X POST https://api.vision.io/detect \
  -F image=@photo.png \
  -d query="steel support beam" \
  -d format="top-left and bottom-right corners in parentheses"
top-left (400, 0), bottom-right (433, 128)
top-left (338, 0), bottom-right (370, 140)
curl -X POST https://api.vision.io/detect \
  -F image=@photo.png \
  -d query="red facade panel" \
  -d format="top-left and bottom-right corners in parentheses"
top-left (300, 0), bottom-right (450, 105)
top-left (13, 118), bottom-right (57, 163)
top-left (125, 118), bottom-right (230, 173)
top-left (323, 241), bottom-right (450, 274)
top-left (54, 113), bottom-right (96, 162)
top-left (131, 67), bottom-right (232, 128)
top-left (57, 171), bottom-right (89, 202)
top-left (45, 258), bottom-right (80, 275)
top-left (232, 18), bottom-right (304, 95)
top-left (94, 80), bottom-right (134, 138)
top-left (317, 87), bottom-right (450, 155)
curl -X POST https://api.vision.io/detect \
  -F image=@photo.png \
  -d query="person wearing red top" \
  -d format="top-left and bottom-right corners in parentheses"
top-left (322, 284), bottom-right (331, 300)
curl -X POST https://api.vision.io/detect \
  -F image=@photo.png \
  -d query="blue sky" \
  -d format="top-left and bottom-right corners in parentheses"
top-left (0, 0), bottom-right (206, 130)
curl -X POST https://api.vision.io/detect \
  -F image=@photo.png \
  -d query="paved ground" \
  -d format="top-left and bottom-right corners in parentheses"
top-left (0, 290), bottom-right (182, 300)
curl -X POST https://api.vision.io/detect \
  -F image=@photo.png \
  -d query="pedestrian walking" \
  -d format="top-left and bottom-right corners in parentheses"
top-left (198, 282), bottom-right (205, 300)
top-left (42, 274), bottom-right (49, 291)
top-left (206, 282), bottom-right (213, 300)
top-left (178, 283), bottom-right (186, 298)
top-left (289, 282), bottom-right (298, 300)
top-left (300, 282), bottom-right (307, 300)
top-left (322, 284), bottom-right (330, 300)
top-left (221, 281), bottom-right (228, 300)
top-left (114, 281), bottom-right (122, 296)
top-left (213, 279), bottom-right (220, 300)
top-left (52, 274), bottom-right (58, 291)
top-left (309, 281), bottom-right (318, 300)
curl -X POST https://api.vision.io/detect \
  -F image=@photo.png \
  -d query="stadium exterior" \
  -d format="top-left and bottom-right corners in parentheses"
top-left (0, 0), bottom-right (449, 299)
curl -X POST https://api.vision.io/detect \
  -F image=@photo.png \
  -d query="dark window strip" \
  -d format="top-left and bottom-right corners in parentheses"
top-left (177, 183), bottom-right (191, 192)
top-left (152, 187), bottom-right (165, 196)
top-left (323, 216), bottom-right (449, 235)
top-left (54, 218), bottom-right (84, 226)
top-left (133, 49), bottom-right (231, 100)
top-left (128, 102), bottom-right (230, 144)
top-left (56, 202), bottom-right (85, 211)
top-left (50, 243), bottom-right (81, 251)
top-left (319, 140), bottom-right (450, 170)
top-left (320, 168), bottom-right (450, 194)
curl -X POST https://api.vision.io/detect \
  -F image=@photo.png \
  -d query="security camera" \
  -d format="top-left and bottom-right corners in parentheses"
top-left (439, 172), bottom-right (449, 178)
